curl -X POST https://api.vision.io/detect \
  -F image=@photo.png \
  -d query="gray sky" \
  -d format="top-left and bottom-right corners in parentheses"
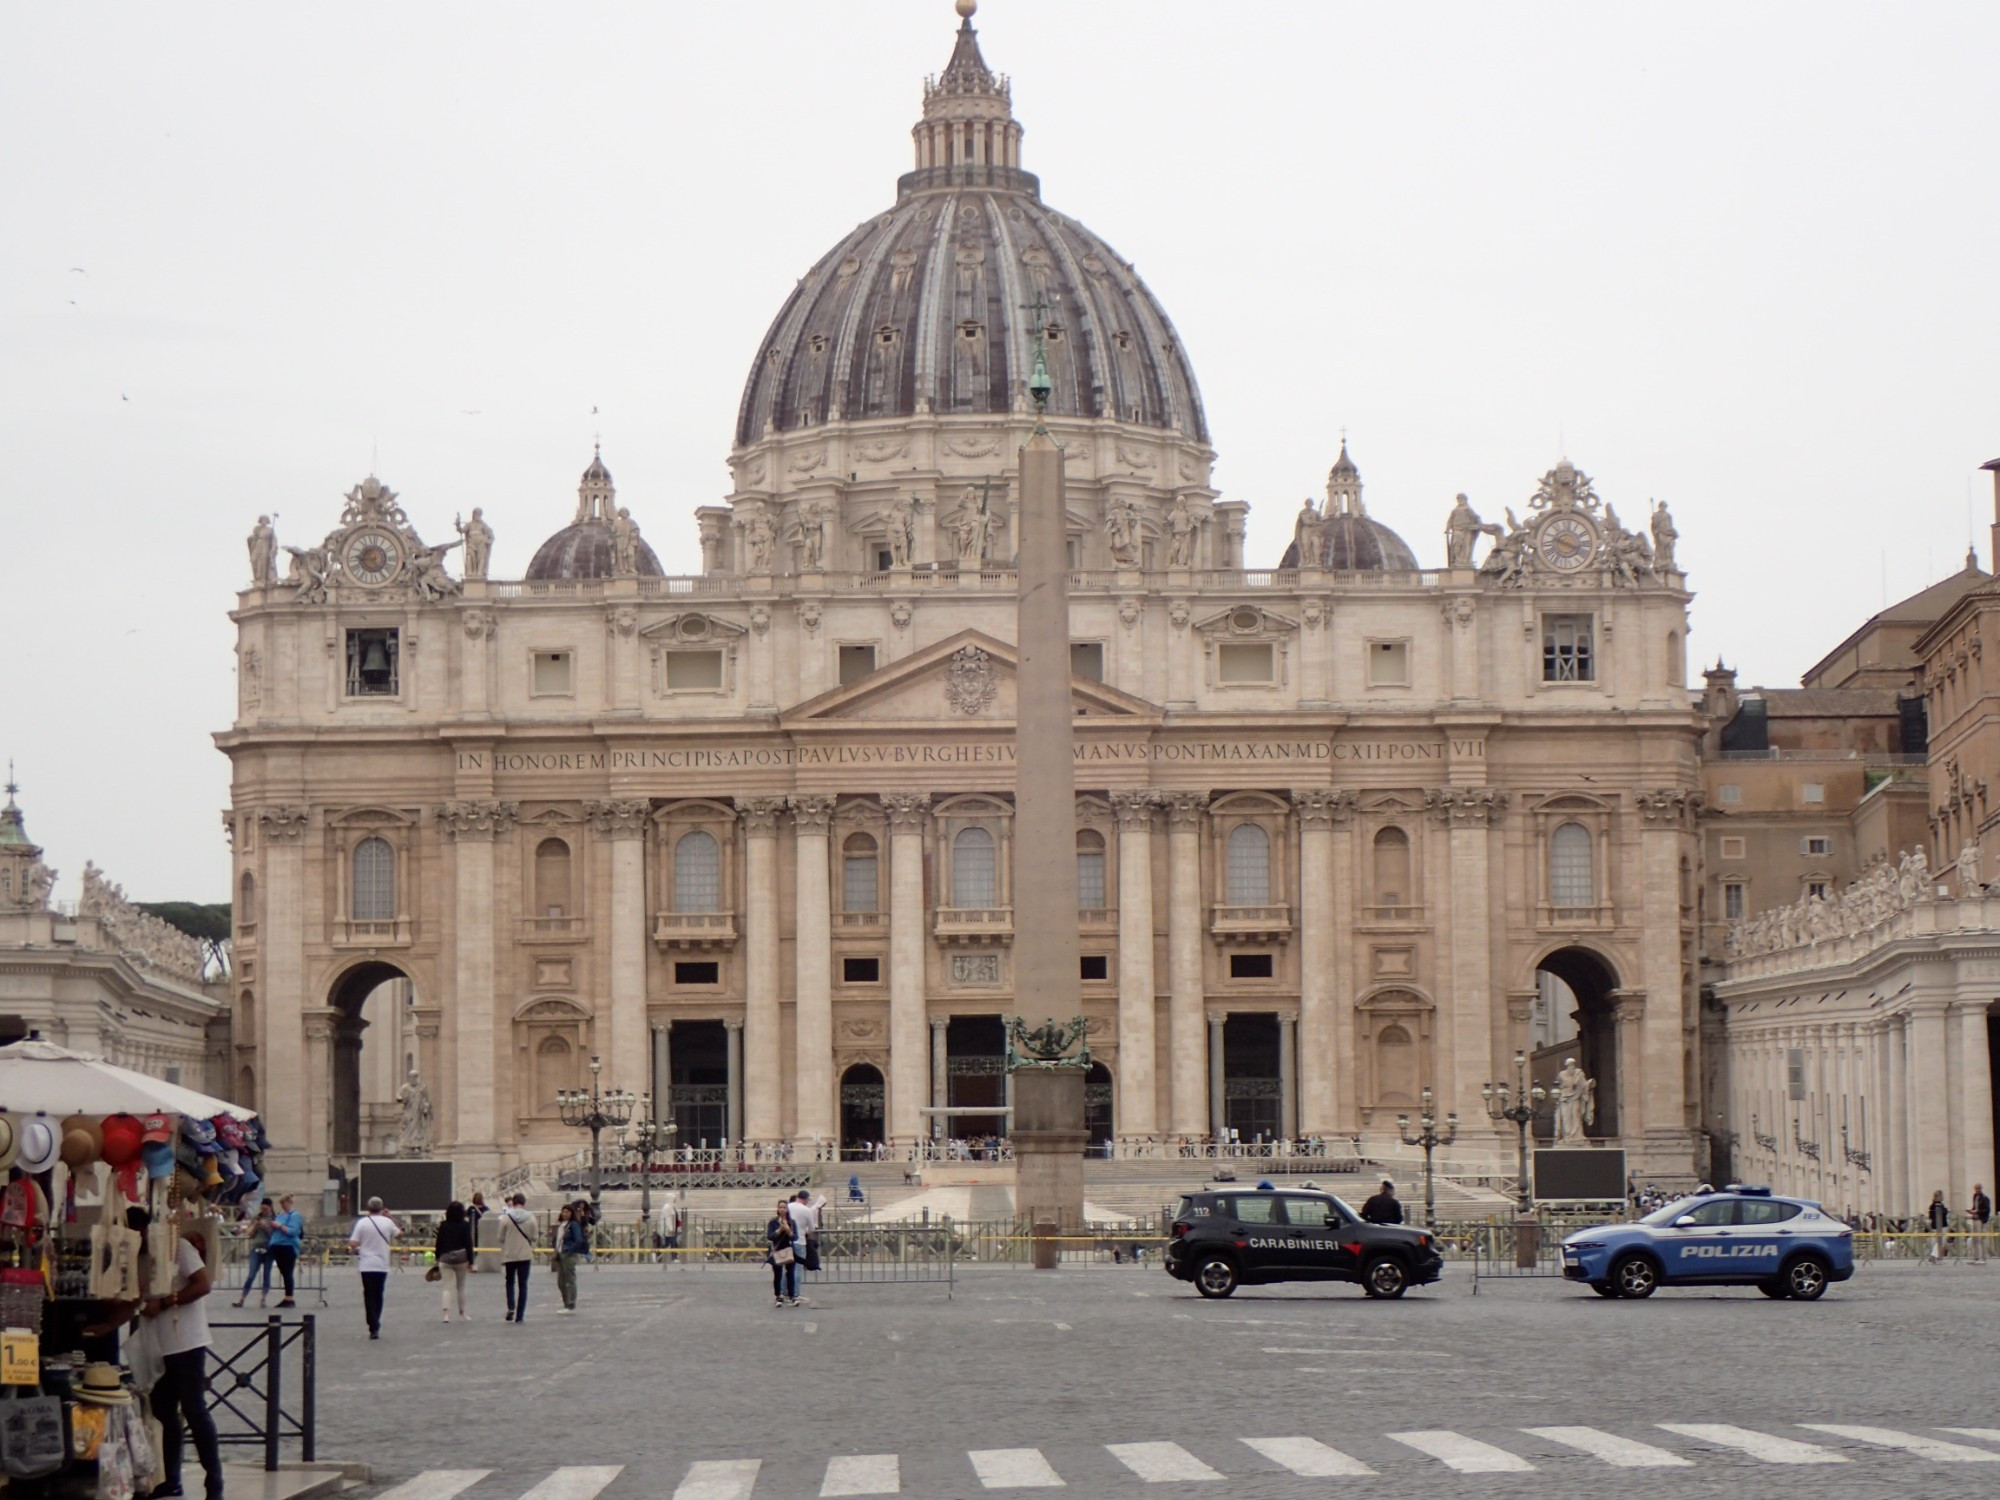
top-left (3, 0), bottom-right (1995, 902)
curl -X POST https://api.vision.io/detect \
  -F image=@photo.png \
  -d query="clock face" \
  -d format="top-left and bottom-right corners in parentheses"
top-left (344, 529), bottom-right (404, 586)
top-left (1536, 515), bottom-right (1597, 572)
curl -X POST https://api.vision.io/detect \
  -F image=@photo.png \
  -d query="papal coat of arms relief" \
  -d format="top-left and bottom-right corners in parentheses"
top-left (944, 645), bottom-right (999, 716)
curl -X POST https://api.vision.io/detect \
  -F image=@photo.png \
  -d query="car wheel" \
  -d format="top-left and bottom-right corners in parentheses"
top-left (1591, 1282), bottom-right (1620, 1298)
top-left (1192, 1254), bottom-right (1238, 1299)
top-left (1783, 1255), bottom-right (1830, 1301)
top-left (1362, 1255), bottom-right (1409, 1299)
top-left (1756, 1280), bottom-right (1787, 1299)
top-left (1611, 1254), bottom-right (1659, 1299)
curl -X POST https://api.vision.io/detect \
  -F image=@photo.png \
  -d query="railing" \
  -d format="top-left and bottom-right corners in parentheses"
top-left (652, 910), bottom-right (737, 947)
top-left (933, 906), bottom-right (1014, 941)
top-left (1209, 903), bottom-right (1292, 937)
top-left (1359, 904), bottom-right (1424, 923)
top-left (1077, 907), bottom-right (1118, 932)
top-left (1538, 901), bottom-right (1613, 927)
top-left (836, 911), bottom-right (886, 930)
top-left (332, 917), bottom-right (411, 946)
top-left (522, 915), bottom-right (586, 939)
top-left (1714, 749), bottom-right (1928, 765)
top-left (205, 1317), bottom-right (316, 1471)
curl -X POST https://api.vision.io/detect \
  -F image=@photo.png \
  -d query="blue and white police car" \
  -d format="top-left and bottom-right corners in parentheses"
top-left (1561, 1186), bottom-right (1855, 1300)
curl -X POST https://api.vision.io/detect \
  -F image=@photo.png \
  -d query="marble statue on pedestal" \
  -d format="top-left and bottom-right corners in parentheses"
top-left (1553, 1057), bottom-right (1595, 1145)
top-left (456, 508), bottom-right (494, 579)
top-left (1443, 493), bottom-right (1501, 567)
top-left (248, 516), bottom-right (278, 586)
top-left (1167, 495), bottom-right (1194, 566)
top-left (397, 1069), bottom-right (434, 1156)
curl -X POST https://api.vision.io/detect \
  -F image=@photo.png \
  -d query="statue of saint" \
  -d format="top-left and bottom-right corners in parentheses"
top-left (1293, 496), bottom-right (1323, 566)
top-left (1957, 841), bottom-right (1982, 897)
top-left (456, 508), bottom-right (494, 579)
top-left (1107, 497), bottom-right (1143, 566)
top-left (885, 497), bottom-right (914, 567)
top-left (1443, 493), bottom-right (1502, 568)
top-left (796, 501), bottom-right (827, 571)
top-left (248, 515), bottom-right (278, 585)
top-left (1552, 1057), bottom-right (1595, 1145)
top-left (611, 507), bottom-right (640, 576)
top-left (397, 1069), bottom-right (433, 1157)
top-left (1650, 501), bottom-right (1678, 571)
top-left (744, 510), bottom-right (774, 573)
top-left (1167, 495), bottom-right (1195, 567)
top-left (951, 493), bottom-right (993, 564)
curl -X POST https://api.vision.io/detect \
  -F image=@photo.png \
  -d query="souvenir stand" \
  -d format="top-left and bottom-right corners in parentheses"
top-left (0, 1043), bottom-right (263, 1499)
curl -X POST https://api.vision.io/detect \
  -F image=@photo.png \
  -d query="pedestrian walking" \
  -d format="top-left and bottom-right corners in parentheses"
top-left (466, 1192), bottom-right (490, 1273)
top-left (1926, 1188), bottom-right (1951, 1263)
top-left (434, 1201), bottom-right (474, 1321)
top-left (347, 1198), bottom-right (400, 1337)
top-left (766, 1198), bottom-right (799, 1307)
top-left (498, 1193), bottom-right (537, 1322)
top-left (1360, 1179), bottom-right (1403, 1225)
top-left (553, 1204), bottom-right (587, 1314)
top-left (787, 1190), bottom-right (826, 1279)
top-left (1970, 1182), bottom-right (1992, 1265)
top-left (267, 1193), bottom-right (304, 1308)
top-left (230, 1198), bottom-right (276, 1308)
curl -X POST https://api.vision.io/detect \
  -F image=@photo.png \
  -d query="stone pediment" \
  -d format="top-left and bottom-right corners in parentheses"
top-left (782, 630), bottom-right (1160, 725)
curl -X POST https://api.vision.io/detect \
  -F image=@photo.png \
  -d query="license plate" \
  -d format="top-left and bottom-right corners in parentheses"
top-left (1562, 1255), bottom-right (1580, 1266)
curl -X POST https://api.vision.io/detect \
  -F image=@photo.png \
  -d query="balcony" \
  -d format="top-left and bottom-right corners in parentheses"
top-left (1210, 904), bottom-right (1293, 942)
top-left (653, 911), bottom-right (738, 950)
top-left (1538, 901), bottom-right (1614, 929)
top-left (1078, 907), bottom-right (1119, 936)
top-left (521, 915), bottom-right (586, 944)
top-left (1357, 904), bottom-right (1426, 928)
top-left (836, 911), bottom-right (886, 932)
top-left (333, 917), bottom-right (413, 948)
top-left (933, 906), bottom-right (1014, 945)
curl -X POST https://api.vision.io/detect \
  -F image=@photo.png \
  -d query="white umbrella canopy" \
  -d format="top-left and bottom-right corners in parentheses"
top-left (0, 1040), bottom-right (255, 1121)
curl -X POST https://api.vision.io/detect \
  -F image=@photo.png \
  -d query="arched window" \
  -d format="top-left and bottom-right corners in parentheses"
top-left (238, 872), bottom-right (256, 926)
top-left (534, 838), bottom-right (572, 917)
top-left (951, 826), bottom-right (997, 907)
top-left (673, 831), bottom-right (721, 912)
top-left (1225, 824), bottom-right (1270, 904)
top-left (1372, 826), bottom-right (1411, 906)
top-left (535, 1035), bottom-right (573, 1111)
top-left (1075, 830), bottom-right (1107, 910)
top-left (842, 833), bottom-right (879, 914)
top-left (1549, 822), bottom-right (1594, 907)
top-left (352, 837), bottom-right (395, 921)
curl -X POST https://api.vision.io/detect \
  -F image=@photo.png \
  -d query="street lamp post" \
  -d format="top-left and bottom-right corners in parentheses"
top-left (630, 1112), bottom-right (678, 1229)
top-left (556, 1055), bottom-right (637, 1215)
top-left (1396, 1087), bottom-right (1458, 1233)
top-left (1482, 1050), bottom-right (1551, 1215)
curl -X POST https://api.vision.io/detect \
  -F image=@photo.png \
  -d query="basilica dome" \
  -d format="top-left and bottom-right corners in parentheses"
top-left (733, 5), bottom-right (1207, 448)
top-left (1278, 442), bottom-right (1420, 571)
top-left (526, 450), bottom-right (663, 581)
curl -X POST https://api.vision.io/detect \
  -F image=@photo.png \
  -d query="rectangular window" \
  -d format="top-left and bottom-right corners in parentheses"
top-left (1786, 1047), bottom-right (1806, 1101)
top-left (1719, 836), bottom-right (1746, 859)
top-left (874, 548), bottom-right (895, 573)
top-left (1719, 785), bottom-right (1742, 805)
top-left (1807, 881), bottom-right (1828, 900)
top-left (842, 853), bottom-right (878, 914)
top-left (665, 650), bottom-right (724, 692)
top-left (1075, 848), bottom-right (1107, 908)
top-left (842, 957), bottom-right (881, 984)
top-left (1217, 642), bottom-right (1275, 684)
top-left (345, 628), bottom-right (399, 697)
top-left (1724, 883), bottom-right (1745, 919)
top-left (673, 961), bottom-right (719, 986)
top-left (839, 644), bottom-right (877, 685)
top-left (1070, 642), bottom-right (1105, 681)
top-left (1802, 783), bottom-right (1825, 804)
top-left (532, 650), bottom-right (572, 696)
top-left (1802, 835), bottom-right (1832, 857)
top-left (1229, 952), bottom-right (1274, 980)
top-left (1079, 955), bottom-right (1108, 981)
top-left (1541, 615), bottom-right (1594, 683)
top-left (1367, 640), bottom-right (1410, 686)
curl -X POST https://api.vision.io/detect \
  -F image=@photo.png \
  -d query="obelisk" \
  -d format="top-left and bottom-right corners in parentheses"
top-left (1010, 317), bottom-right (1088, 1236)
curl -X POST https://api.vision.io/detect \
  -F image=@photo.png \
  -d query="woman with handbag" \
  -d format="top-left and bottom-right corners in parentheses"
top-left (433, 1201), bottom-right (474, 1322)
top-left (551, 1204), bottom-right (586, 1314)
top-left (766, 1197), bottom-right (799, 1308)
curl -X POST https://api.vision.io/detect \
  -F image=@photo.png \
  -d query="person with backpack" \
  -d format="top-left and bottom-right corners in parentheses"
top-left (1970, 1183), bottom-right (1992, 1265)
top-left (497, 1193), bottom-right (537, 1322)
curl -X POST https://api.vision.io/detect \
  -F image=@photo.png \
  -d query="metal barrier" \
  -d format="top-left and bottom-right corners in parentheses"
top-left (211, 1241), bottom-right (330, 1307)
top-left (205, 1317), bottom-right (316, 1471)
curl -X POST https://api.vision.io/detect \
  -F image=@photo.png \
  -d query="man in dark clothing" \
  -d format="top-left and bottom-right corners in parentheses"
top-left (1971, 1183), bottom-right (1992, 1265)
top-left (1360, 1180), bottom-right (1403, 1224)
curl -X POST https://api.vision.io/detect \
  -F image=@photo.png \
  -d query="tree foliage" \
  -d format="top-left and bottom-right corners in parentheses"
top-left (137, 902), bottom-right (233, 980)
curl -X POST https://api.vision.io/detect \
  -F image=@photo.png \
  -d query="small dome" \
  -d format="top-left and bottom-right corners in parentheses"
top-left (1276, 440), bottom-right (1420, 571)
top-left (525, 448), bottom-right (664, 581)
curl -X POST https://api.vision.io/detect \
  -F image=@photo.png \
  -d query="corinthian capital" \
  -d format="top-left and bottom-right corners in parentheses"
top-left (1425, 787), bottom-right (1509, 827)
top-left (1160, 791), bottom-right (1209, 828)
top-left (882, 792), bottom-right (931, 830)
top-left (254, 806), bottom-right (311, 842)
top-left (1291, 788), bottom-right (1358, 828)
top-left (1109, 790), bottom-right (1159, 829)
top-left (1635, 787), bottom-right (1703, 828)
top-left (437, 800), bottom-right (519, 839)
top-left (735, 796), bottom-right (786, 836)
top-left (790, 794), bottom-right (837, 834)
top-left (584, 798), bottom-right (651, 839)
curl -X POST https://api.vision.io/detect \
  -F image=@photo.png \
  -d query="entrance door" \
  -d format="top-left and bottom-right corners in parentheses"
top-left (841, 1064), bottom-right (885, 1157)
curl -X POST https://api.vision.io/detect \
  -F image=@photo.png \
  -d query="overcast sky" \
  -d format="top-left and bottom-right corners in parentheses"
top-left (3, 0), bottom-right (1995, 903)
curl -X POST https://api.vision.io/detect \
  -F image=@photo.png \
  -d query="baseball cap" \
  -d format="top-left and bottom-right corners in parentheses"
top-left (139, 1114), bottom-right (175, 1145)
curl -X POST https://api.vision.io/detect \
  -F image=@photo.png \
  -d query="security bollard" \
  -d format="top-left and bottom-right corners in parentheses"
top-left (1032, 1217), bottom-right (1059, 1270)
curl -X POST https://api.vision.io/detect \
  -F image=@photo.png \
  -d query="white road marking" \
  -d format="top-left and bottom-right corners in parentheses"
top-left (1241, 1436), bottom-right (1375, 1476)
top-left (1260, 1346), bottom-right (1452, 1356)
top-left (673, 1459), bottom-right (762, 1500)
top-left (371, 1473), bottom-right (491, 1500)
top-left (1106, 1442), bottom-right (1223, 1482)
top-left (1798, 1425), bottom-right (2000, 1462)
top-left (1656, 1424), bottom-right (1845, 1465)
top-left (516, 1468), bottom-right (624, 1500)
top-left (1524, 1427), bottom-right (1693, 1468)
top-left (1054, 1322), bottom-right (1072, 1330)
top-left (1386, 1431), bottom-right (1535, 1472)
top-left (968, 1448), bottom-right (1065, 1489)
top-left (821, 1453), bottom-right (900, 1496)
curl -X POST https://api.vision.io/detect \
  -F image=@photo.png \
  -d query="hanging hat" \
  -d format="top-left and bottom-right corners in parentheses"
top-left (173, 1165), bottom-right (203, 1203)
top-left (16, 1117), bottom-right (59, 1174)
top-left (139, 1114), bottom-right (175, 1145)
top-left (215, 1116), bottom-right (247, 1152)
top-left (182, 1117), bottom-right (217, 1150)
top-left (72, 1365), bottom-right (132, 1406)
top-left (200, 1156), bottom-right (223, 1190)
top-left (140, 1140), bottom-right (175, 1180)
top-left (0, 1116), bottom-right (16, 1173)
top-left (101, 1115), bottom-right (143, 1168)
top-left (60, 1116), bottom-right (102, 1169)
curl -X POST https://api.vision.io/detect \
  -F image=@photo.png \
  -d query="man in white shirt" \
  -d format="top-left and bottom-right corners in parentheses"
top-left (346, 1197), bottom-right (400, 1339)
top-left (497, 1193), bottom-right (538, 1322)
top-left (787, 1190), bottom-right (827, 1280)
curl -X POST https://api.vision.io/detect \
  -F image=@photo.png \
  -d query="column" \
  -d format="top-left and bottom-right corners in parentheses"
top-left (791, 796), bottom-right (837, 1145)
top-left (1208, 1012), bottom-right (1227, 1137)
top-left (1433, 786), bottom-right (1503, 1123)
top-left (931, 1018), bottom-right (949, 1140)
top-left (724, 1019), bottom-right (743, 1147)
top-left (1278, 1010), bottom-right (1298, 1141)
top-left (1612, 992), bottom-right (1646, 1143)
top-left (1907, 1000), bottom-right (1951, 1204)
top-left (1960, 1001), bottom-right (1995, 1203)
top-left (652, 1022), bottom-right (672, 1124)
top-left (589, 799), bottom-right (651, 1099)
top-left (1111, 791), bottom-right (1159, 1139)
top-left (738, 797), bottom-right (784, 1143)
top-left (255, 807), bottom-right (310, 1187)
top-left (885, 793), bottom-right (931, 1145)
top-left (441, 799), bottom-right (514, 1173)
top-left (1636, 791), bottom-right (1698, 1152)
top-left (1888, 1015), bottom-right (1910, 1214)
top-left (1164, 794), bottom-right (1208, 1138)
top-left (1869, 1019), bottom-right (1891, 1218)
top-left (1291, 790), bottom-right (1342, 1137)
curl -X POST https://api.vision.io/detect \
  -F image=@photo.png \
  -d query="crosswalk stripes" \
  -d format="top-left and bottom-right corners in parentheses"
top-left (671, 1459), bottom-right (762, 1500)
top-left (1523, 1427), bottom-right (1692, 1468)
top-left (1798, 1425), bottom-right (2000, 1462)
top-left (373, 1472), bottom-right (493, 1500)
top-left (967, 1448), bottom-right (1065, 1489)
top-left (818, 1455), bottom-right (900, 1497)
top-left (1655, 1423), bottom-right (1846, 1465)
top-left (515, 1468), bottom-right (624, 1500)
top-left (1105, 1442), bottom-right (1224, 1482)
top-left (1385, 1430), bottom-right (1536, 1473)
top-left (1239, 1436), bottom-right (1375, 1476)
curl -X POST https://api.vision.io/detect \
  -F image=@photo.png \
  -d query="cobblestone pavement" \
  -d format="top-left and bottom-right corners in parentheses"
top-left (306, 1259), bottom-right (2000, 1499)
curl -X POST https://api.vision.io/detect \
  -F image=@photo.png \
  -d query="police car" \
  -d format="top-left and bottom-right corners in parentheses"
top-left (1164, 1186), bottom-right (1444, 1298)
top-left (1561, 1186), bottom-right (1855, 1300)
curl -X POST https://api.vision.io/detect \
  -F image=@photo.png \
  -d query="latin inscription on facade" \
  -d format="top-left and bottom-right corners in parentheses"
top-left (456, 739), bottom-right (1333, 774)
top-left (1331, 739), bottom-right (1486, 761)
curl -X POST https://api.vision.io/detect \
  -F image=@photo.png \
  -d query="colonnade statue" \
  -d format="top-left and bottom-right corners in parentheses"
top-left (1552, 1057), bottom-right (1596, 1145)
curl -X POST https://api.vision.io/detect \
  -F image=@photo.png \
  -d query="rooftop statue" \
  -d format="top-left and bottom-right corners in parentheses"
top-left (455, 508), bottom-right (494, 580)
top-left (1444, 493), bottom-right (1502, 567)
top-left (248, 515), bottom-right (278, 586)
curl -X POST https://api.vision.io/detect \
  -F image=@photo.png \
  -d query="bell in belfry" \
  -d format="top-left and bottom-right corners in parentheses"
top-left (359, 638), bottom-right (392, 685)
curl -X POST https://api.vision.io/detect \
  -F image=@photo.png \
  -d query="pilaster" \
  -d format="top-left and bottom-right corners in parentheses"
top-left (737, 796), bottom-right (785, 1142)
top-left (253, 806), bottom-right (310, 1187)
top-left (791, 795), bottom-right (837, 1145)
top-left (1291, 789), bottom-right (1352, 1136)
top-left (1163, 793), bottom-right (1209, 1136)
top-left (587, 798), bottom-right (651, 1100)
top-left (885, 792), bottom-right (931, 1144)
top-left (1110, 790), bottom-right (1159, 1139)
top-left (439, 798), bottom-right (516, 1172)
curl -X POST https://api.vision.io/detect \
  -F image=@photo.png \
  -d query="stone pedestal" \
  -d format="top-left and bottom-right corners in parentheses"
top-left (1011, 1068), bottom-right (1087, 1241)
